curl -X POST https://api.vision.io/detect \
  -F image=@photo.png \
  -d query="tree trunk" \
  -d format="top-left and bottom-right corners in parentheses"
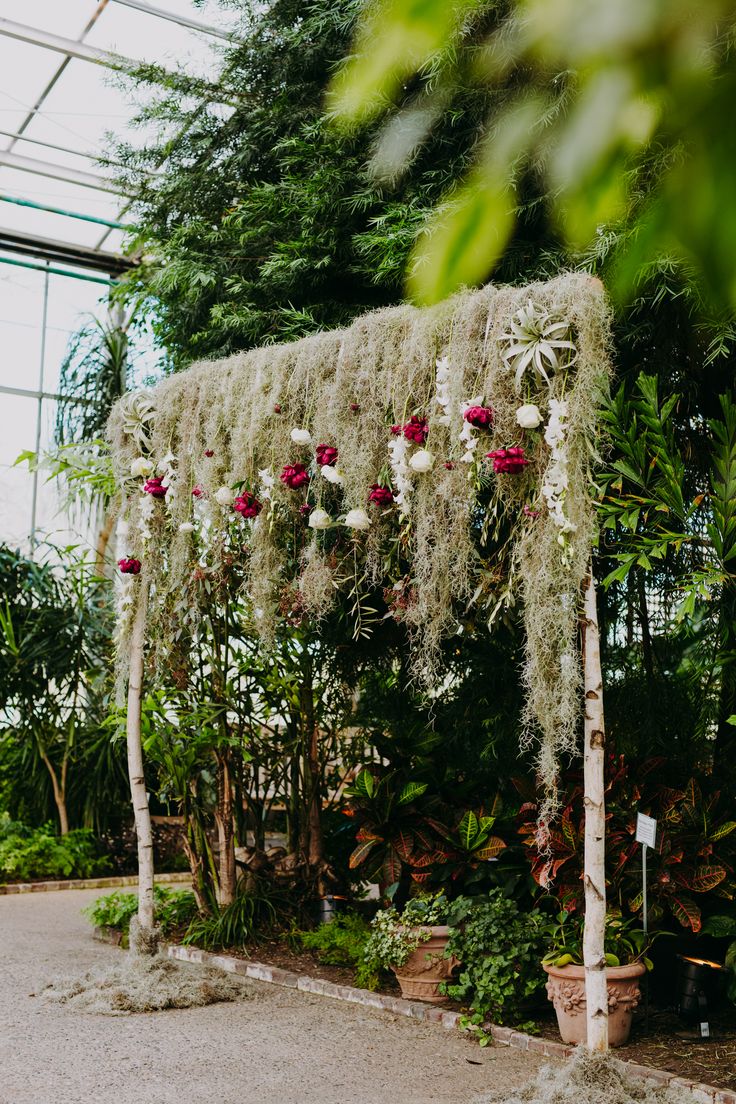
top-left (582, 570), bottom-right (608, 1052)
top-left (40, 751), bottom-right (69, 836)
top-left (126, 594), bottom-right (155, 933)
top-left (214, 749), bottom-right (236, 907)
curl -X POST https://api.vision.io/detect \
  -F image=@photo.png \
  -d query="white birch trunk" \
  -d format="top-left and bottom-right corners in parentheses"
top-left (126, 593), bottom-right (155, 933)
top-left (582, 570), bottom-right (608, 1051)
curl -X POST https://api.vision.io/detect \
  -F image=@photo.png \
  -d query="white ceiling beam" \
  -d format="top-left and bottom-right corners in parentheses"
top-left (0, 16), bottom-right (134, 69)
top-left (0, 150), bottom-right (128, 195)
top-left (110, 0), bottom-right (239, 42)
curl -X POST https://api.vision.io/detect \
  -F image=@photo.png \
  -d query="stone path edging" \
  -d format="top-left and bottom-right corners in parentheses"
top-left (0, 872), bottom-right (190, 895)
top-left (166, 943), bottom-right (735, 1104)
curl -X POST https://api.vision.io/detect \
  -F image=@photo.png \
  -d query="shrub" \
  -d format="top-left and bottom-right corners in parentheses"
top-left (181, 878), bottom-right (280, 950)
top-left (443, 890), bottom-right (547, 1037)
top-left (84, 886), bottom-right (197, 940)
top-left (0, 818), bottom-right (109, 882)
top-left (296, 911), bottom-right (378, 990)
top-left (362, 892), bottom-right (451, 977)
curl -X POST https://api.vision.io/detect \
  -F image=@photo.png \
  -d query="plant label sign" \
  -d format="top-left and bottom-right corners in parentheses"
top-left (636, 812), bottom-right (657, 849)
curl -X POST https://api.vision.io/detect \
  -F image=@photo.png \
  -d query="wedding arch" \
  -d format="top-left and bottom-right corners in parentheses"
top-left (109, 272), bottom-right (614, 1049)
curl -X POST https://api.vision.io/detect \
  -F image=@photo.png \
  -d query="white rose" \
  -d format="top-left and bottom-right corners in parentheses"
top-left (516, 404), bottom-right (543, 429)
top-left (290, 428), bottom-right (312, 446)
top-left (214, 486), bottom-right (234, 506)
top-left (178, 522), bottom-right (195, 533)
top-left (130, 457), bottom-right (153, 478)
top-left (308, 508), bottom-right (331, 530)
top-left (409, 448), bottom-right (435, 473)
top-left (321, 465), bottom-right (344, 485)
top-left (344, 508), bottom-right (371, 531)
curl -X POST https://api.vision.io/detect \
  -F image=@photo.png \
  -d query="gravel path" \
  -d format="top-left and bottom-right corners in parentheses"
top-left (0, 888), bottom-right (549, 1104)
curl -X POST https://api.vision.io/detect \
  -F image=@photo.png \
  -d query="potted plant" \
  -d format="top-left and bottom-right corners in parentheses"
top-left (363, 893), bottom-right (456, 1002)
top-left (542, 912), bottom-right (660, 1047)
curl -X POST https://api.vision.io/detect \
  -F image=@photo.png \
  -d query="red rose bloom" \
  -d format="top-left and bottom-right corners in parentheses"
top-left (403, 416), bottom-right (429, 444)
top-left (463, 405), bottom-right (494, 429)
top-left (233, 492), bottom-right (263, 518)
top-left (368, 483), bottom-right (394, 506)
top-left (280, 463), bottom-right (310, 490)
top-left (143, 476), bottom-right (167, 498)
top-left (444, 461), bottom-right (455, 470)
top-left (273, 404), bottom-right (282, 414)
top-left (192, 485), bottom-right (204, 498)
top-left (118, 557), bottom-right (141, 575)
top-left (350, 403), bottom-right (360, 413)
top-left (486, 447), bottom-right (529, 474)
top-left (316, 444), bottom-right (338, 467)
top-left (390, 424), bottom-right (402, 436)
top-left (204, 449), bottom-right (214, 457)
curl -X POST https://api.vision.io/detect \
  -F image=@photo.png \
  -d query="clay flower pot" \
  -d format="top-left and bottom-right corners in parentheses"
top-left (543, 961), bottom-right (646, 1047)
top-left (392, 926), bottom-right (455, 1004)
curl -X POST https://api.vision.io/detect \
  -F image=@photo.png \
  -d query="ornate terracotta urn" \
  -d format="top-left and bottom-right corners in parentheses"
top-left (543, 961), bottom-right (646, 1046)
top-left (392, 926), bottom-right (456, 1003)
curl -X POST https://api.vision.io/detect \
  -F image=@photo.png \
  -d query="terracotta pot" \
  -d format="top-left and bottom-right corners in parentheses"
top-left (543, 961), bottom-right (647, 1047)
top-left (391, 925), bottom-right (455, 1004)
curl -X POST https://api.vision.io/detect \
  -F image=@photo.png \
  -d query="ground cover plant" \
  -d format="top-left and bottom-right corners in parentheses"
top-left (0, 818), bottom-right (108, 883)
top-left (84, 886), bottom-right (197, 943)
top-left (294, 911), bottom-right (378, 990)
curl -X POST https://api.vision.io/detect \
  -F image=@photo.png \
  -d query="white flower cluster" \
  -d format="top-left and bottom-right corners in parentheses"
top-left (459, 395), bottom-right (483, 464)
top-left (157, 452), bottom-right (177, 515)
top-left (115, 574), bottom-right (135, 637)
top-left (388, 433), bottom-right (413, 517)
top-left (258, 468), bottom-right (274, 501)
top-left (138, 492), bottom-right (155, 543)
top-left (541, 399), bottom-right (576, 552)
top-left (434, 356), bottom-right (453, 427)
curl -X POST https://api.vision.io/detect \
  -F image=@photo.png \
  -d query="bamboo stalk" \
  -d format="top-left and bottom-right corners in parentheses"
top-left (126, 591), bottom-right (155, 933)
top-left (582, 570), bottom-right (608, 1051)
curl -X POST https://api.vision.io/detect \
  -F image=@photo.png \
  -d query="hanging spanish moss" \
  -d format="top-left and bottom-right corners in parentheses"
top-left (109, 273), bottom-right (612, 803)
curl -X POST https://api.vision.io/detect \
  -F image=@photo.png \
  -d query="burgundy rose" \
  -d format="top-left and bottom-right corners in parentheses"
top-left (280, 463), bottom-right (310, 490)
top-left (273, 403), bottom-right (282, 414)
top-left (368, 483), bottom-right (394, 506)
top-left (463, 405), bottom-right (494, 429)
top-left (390, 424), bottom-right (402, 436)
top-left (350, 403), bottom-right (360, 413)
top-left (192, 485), bottom-right (204, 498)
top-left (143, 476), bottom-right (167, 498)
top-left (486, 447), bottom-right (529, 475)
top-left (204, 449), bottom-right (214, 457)
top-left (444, 461), bottom-right (455, 470)
top-left (118, 557), bottom-right (141, 575)
top-left (299, 504), bottom-right (311, 518)
top-left (403, 416), bottom-right (429, 444)
top-left (316, 444), bottom-right (338, 467)
top-left (233, 492), bottom-right (263, 519)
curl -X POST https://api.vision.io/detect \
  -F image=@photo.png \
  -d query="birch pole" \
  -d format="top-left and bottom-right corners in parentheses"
top-left (582, 568), bottom-right (608, 1051)
top-left (126, 589), bottom-right (155, 934)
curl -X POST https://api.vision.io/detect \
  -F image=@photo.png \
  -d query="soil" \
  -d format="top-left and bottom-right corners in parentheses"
top-left (243, 938), bottom-right (736, 1093)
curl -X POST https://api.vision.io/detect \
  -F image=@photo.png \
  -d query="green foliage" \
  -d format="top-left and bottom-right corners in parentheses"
top-left (362, 892), bottom-right (451, 974)
top-left (0, 819), bottom-right (108, 882)
top-left (541, 911), bottom-right (661, 971)
top-left (295, 911), bottom-right (379, 990)
top-left (181, 878), bottom-right (281, 950)
top-left (442, 890), bottom-right (546, 1036)
top-left (84, 885), bottom-right (198, 938)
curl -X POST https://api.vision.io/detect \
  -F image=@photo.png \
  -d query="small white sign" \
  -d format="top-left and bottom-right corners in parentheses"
top-left (636, 812), bottom-right (657, 849)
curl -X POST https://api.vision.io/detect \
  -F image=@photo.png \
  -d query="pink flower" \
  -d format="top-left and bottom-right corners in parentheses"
top-left (350, 403), bottom-right (360, 413)
top-left (523, 505), bottom-right (541, 518)
top-left (233, 492), bottom-right (262, 519)
top-left (316, 444), bottom-right (338, 467)
top-left (486, 447), bottom-right (529, 475)
top-left (299, 504), bottom-right (311, 518)
top-left (143, 476), bottom-right (167, 498)
top-left (403, 416), bottom-right (429, 444)
top-left (204, 449), bottom-right (214, 457)
top-left (444, 462), bottom-right (455, 470)
top-left (368, 483), bottom-right (394, 506)
top-left (390, 425), bottom-right (402, 436)
top-left (118, 557), bottom-right (141, 575)
top-left (273, 404), bottom-right (282, 414)
top-left (192, 485), bottom-right (204, 498)
top-left (463, 405), bottom-right (494, 429)
top-left (280, 463), bottom-right (310, 490)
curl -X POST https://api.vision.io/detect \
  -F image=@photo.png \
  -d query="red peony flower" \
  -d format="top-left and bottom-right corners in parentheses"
top-left (316, 444), bottom-right (338, 467)
top-left (118, 557), bottom-right (141, 575)
top-left (192, 485), bottom-right (204, 498)
top-left (368, 483), bottom-right (394, 506)
top-left (403, 416), bottom-right (429, 444)
top-left (143, 476), bottom-right (167, 498)
top-left (280, 463), bottom-right (310, 490)
top-left (486, 447), bottom-right (529, 474)
top-left (390, 424), bottom-right (402, 436)
top-left (350, 403), bottom-right (360, 413)
top-left (463, 405), bottom-right (494, 429)
top-left (204, 449), bottom-right (214, 457)
top-left (444, 461), bottom-right (455, 470)
top-left (233, 492), bottom-right (263, 519)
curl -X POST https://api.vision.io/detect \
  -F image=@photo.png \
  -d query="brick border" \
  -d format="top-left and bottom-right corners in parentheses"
top-left (0, 872), bottom-right (191, 895)
top-left (165, 942), bottom-right (736, 1104)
